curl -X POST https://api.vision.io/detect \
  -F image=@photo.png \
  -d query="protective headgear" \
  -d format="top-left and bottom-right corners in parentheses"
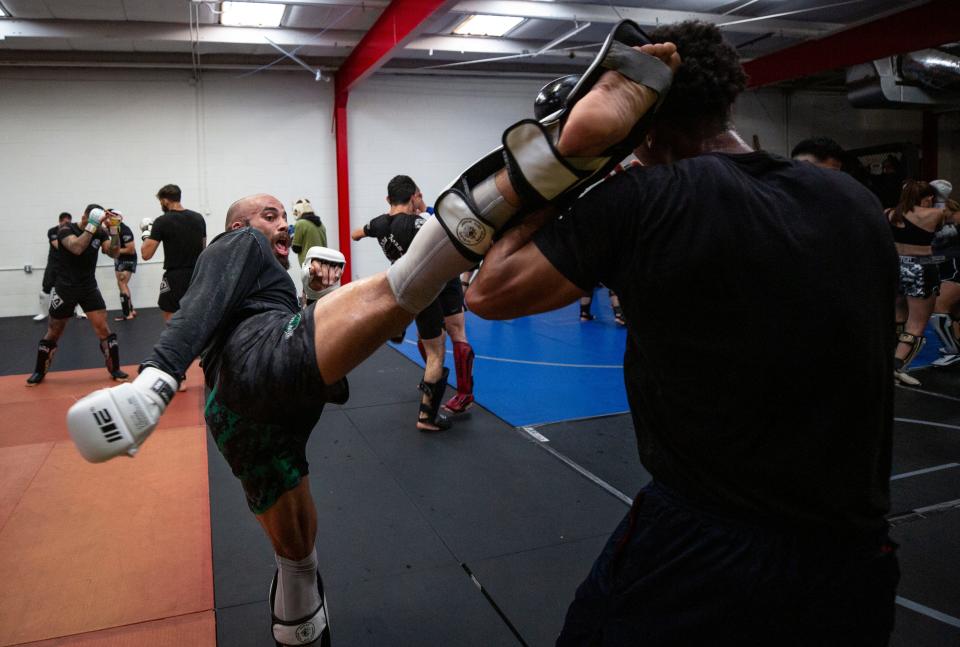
top-left (930, 180), bottom-right (953, 205)
top-left (534, 74), bottom-right (580, 121)
top-left (293, 199), bottom-right (315, 218)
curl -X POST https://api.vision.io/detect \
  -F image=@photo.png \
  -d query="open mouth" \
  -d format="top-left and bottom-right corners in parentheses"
top-left (274, 236), bottom-right (290, 257)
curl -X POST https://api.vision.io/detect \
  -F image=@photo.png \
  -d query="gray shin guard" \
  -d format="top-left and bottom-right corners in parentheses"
top-left (387, 218), bottom-right (478, 314)
top-left (930, 313), bottom-right (960, 354)
top-left (897, 332), bottom-right (926, 370)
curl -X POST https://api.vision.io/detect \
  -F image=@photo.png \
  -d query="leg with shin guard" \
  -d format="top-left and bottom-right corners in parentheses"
top-left (116, 293), bottom-right (131, 321)
top-left (894, 332), bottom-right (925, 385)
top-left (26, 339), bottom-right (57, 386)
top-left (444, 342), bottom-right (475, 414)
top-left (100, 333), bottom-right (129, 381)
top-left (930, 313), bottom-right (960, 355)
top-left (418, 367), bottom-right (452, 432)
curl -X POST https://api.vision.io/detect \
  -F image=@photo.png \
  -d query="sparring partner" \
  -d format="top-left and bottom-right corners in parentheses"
top-left (67, 25), bottom-right (679, 646)
top-left (351, 176), bottom-right (452, 431)
top-left (888, 180), bottom-right (956, 386)
top-left (34, 212), bottom-right (73, 321)
top-left (110, 210), bottom-right (139, 321)
top-left (28, 205), bottom-right (129, 385)
top-left (929, 180), bottom-right (960, 366)
top-left (141, 184), bottom-right (206, 323)
top-left (465, 21), bottom-right (903, 644)
top-left (291, 199), bottom-right (328, 266)
top-left (790, 136), bottom-right (845, 170)
top-left (412, 206), bottom-right (476, 416)
top-left (141, 184), bottom-right (206, 389)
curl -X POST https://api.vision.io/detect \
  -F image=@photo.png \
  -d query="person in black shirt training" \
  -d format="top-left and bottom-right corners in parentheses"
top-left (468, 22), bottom-right (899, 645)
top-left (34, 212), bottom-right (73, 321)
top-left (352, 175), bottom-right (452, 431)
top-left (110, 212), bottom-right (138, 321)
top-left (28, 204), bottom-right (129, 385)
top-left (140, 183), bottom-right (206, 322)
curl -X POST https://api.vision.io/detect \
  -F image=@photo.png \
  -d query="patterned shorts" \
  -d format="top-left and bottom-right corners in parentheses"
top-left (898, 256), bottom-right (941, 299)
top-left (203, 306), bottom-right (349, 514)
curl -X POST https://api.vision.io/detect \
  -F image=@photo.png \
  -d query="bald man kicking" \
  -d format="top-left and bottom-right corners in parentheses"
top-left (66, 24), bottom-right (677, 646)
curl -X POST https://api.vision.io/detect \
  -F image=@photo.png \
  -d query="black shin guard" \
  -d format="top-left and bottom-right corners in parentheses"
top-left (418, 367), bottom-right (452, 431)
top-left (100, 333), bottom-right (127, 379)
top-left (28, 339), bottom-right (57, 383)
top-left (119, 293), bottom-right (131, 318)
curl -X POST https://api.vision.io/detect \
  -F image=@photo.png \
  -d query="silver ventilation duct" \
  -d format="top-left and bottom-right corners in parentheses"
top-left (847, 47), bottom-right (960, 108)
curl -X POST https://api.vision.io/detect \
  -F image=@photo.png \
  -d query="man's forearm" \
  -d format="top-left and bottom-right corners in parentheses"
top-left (63, 233), bottom-right (93, 255)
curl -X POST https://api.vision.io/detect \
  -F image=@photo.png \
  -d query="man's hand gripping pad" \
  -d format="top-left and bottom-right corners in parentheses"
top-left (433, 20), bottom-right (673, 263)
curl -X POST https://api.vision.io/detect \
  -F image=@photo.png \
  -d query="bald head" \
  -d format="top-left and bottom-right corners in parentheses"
top-left (225, 193), bottom-right (280, 230)
top-left (223, 193), bottom-right (292, 267)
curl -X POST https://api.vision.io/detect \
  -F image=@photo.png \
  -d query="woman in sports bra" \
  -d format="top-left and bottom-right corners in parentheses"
top-left (887, 179), bottom-right (955, 385)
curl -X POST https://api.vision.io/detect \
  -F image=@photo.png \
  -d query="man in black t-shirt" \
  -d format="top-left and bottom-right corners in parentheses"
top-left (466, 22), bottom-right (899, 645)
top-left (34, 212), bottom-right (73, 321)
top-left (141, 184), bottom-right (206, 322)
top-left (351, 175), bottom-right (452, 431)
top-left (109, 212), bottom-right (138, 321)
top-left (27, 204), bottom-right (129, 385)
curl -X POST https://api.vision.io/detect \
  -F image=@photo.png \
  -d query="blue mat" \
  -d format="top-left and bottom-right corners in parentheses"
top-left (390, 290), bottom-right (629, 427)
top-left (390, 288), bottom-right (948, 428)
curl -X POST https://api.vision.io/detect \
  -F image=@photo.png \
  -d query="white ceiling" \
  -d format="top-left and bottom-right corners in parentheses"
top-left (0, 0), bottom-right (932, 80)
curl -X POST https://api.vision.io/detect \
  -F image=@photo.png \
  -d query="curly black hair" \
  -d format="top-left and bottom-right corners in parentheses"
top-left (649, 21), bottom-right (747, 136)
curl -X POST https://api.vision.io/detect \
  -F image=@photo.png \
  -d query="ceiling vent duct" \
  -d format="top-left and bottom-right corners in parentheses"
top-left (847, 47), bottom-right (960, 108)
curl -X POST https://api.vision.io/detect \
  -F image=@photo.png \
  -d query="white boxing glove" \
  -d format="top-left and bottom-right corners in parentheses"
top-left (140, 217), bottom-right (154, 241)
top-left (301, 246), bottom-right (345, 301)
top-left (67, 367), bottom-right (178, 463)
top-left (85, 208), bottom-right (105, 234)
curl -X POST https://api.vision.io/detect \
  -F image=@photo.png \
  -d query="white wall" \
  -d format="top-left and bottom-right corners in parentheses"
top-left (0, 68), bottom-right (336, 317)
top-left (1, 66), bottom-right (957, 315)
top-left (346, 75), bottom-right (545, 280)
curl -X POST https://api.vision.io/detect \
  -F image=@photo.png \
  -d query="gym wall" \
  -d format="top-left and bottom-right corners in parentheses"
top-left (1, 67), bottom-right (957, 315)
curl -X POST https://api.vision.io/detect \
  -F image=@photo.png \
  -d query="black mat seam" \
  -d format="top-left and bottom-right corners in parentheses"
top-left (341, 407), bottom-right (530, 646)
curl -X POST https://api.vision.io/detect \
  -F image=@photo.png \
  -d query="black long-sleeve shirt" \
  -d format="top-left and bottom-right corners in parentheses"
top-left (145, 227), bottom-right (298, 381)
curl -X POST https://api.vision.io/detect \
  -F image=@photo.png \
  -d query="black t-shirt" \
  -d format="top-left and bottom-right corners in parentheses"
top-left (145, 227), bottom-right (299, 384)
top-left (534, 152), bottom-right (898, 536)
top-left (56, 224), bottom-right (108, 289)
top-left (116, 222), bottom-right (137, 264)
top-left (149, 209), bottom-right (206, 271)
top-left (46, 226), bottom-right (61, 267)
top-left (363, 213), bottom-right (424, 263)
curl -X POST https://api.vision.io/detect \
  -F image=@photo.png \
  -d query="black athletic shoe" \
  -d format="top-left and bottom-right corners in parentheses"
top-left (110, 369), bottom-right (129, 382)
top-left (26, 372), bottom-right (45, 386)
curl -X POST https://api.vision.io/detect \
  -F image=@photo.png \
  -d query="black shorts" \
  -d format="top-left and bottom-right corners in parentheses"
top-left (203, 304), bottom-right (349, 514)
top-left (42, 264), bottom-right (58, 294)
top-left (438, 277), bottom-right (464, 317)
top-left (49, 284), bottom-right (106, 319)
top-left (158, 268), bottom-right (193, 313)
top-left (114, 260), bottom-right (137, 274)
top-left (414, 278), bottom-right (463, 340)
top-left (938, 256), bottom-right (960, 284)
top-left (558, 482), bottom-right (899, 646)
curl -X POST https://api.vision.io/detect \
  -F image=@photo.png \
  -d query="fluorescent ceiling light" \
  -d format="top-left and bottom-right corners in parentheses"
top-left (220, 1), bottom-right (286, 28)
top-left (0, 6), bottom-right (7, 17)
top-left (453, 15), bottom-right (525, 37)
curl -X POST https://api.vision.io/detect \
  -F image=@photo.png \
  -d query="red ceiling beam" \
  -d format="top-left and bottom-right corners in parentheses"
top-left (333, 0), bottom-right (451, 283)
top-left (744, 0), bottom-right (960, 88)
top-left (337, 0), bottom-right (454, 95)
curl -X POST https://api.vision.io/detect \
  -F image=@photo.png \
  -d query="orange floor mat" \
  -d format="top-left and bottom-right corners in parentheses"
top-left (0, 363), bottom-right (213, 647)
top-left (0, 364), bottom-right (205, 449)
top-left (14, 610), bottom-right (215, 646)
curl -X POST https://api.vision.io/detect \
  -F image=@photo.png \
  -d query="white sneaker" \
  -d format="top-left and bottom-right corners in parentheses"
top-left (75, 307), bottom-right (86, 319)
top-left (894, 370), bottom-right (920, 386)
top-left (932, 353), bottom-right (960, 368)
top-left (32, 312), bottom-right (48, 321)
